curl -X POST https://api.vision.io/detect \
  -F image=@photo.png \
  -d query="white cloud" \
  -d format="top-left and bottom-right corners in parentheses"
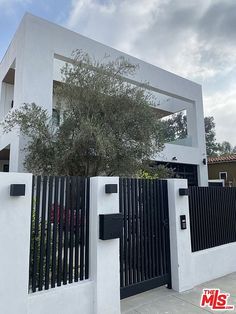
top-left (204, 84), bottom-right (236, 146)
top-left (67, 0), bottom-right (162, 52)
top-left (66, 0), bottom-right (236, 144)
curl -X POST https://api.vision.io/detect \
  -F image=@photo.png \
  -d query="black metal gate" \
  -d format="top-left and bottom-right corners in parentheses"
top-left (189, 186), bottom-right (236, 252)
top-left (119, 178), bottom-right (171, 299)
top-left (29, 176), bottom-right (90, 293)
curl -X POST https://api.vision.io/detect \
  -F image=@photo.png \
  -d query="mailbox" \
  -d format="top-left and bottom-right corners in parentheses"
top-left (180, 215), bottom-right (187, 230)
top-left (10, 184), bottom-right (26, 196)
top-left (105, 184), bottom-right (118, 194)
top-left (99, 213), bottom-right (123, 240)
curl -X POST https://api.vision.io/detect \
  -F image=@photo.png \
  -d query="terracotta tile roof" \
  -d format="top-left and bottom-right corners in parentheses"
top-left (208, 154), bottom-right (236, 164)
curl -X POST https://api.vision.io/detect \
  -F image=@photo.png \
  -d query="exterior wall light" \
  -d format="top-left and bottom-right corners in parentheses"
top-left (179, 188), bottom-right (189, 196)
top-left (105, 184), bottom-right (118, 194)
top-left (10, 184), bottom-right (26, 196)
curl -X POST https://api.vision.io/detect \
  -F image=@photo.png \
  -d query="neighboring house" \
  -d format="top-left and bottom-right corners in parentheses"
top-left (0, 14), bottom-right (208, 186)
top-left (208, 154), bottom-right (236, 187)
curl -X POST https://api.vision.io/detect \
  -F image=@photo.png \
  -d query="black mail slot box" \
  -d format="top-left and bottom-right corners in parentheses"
top-left (99, 213), bottom-right (123, 240)
top-left (10, 184), bottom-right (26, 196)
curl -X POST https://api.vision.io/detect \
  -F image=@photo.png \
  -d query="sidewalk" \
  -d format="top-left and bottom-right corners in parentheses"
top-left (121, 272), bottom-right (236, 313)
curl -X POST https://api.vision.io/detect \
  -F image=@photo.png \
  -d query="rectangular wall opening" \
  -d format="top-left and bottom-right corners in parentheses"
top-left (0, 146), bottom-right (10, 172)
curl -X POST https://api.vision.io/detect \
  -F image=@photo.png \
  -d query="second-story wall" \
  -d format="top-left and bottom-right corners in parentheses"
top-left (0, 14), bottom-right (208, 184)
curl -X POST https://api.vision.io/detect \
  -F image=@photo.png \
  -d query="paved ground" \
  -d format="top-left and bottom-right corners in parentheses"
top-left (121, 272), bottom-right (236, 313)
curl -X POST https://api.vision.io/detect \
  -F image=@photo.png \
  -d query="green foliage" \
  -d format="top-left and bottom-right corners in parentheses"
top-left (204, 120), bottom-right (236, 157)
top-left (204, 116), bottom-right (220, 157)
top-left (218, 141), bottom-right (236, 156)
top-left (159, 112), bottom-right (187, 143)
top-left (2, 51), bottom-right (165, 176)
top-left (3, 103), bottom-right (56, 174)
top-left (160, 113), bottom-right (222, 157)
top-left (204, 118), bottom-right (236, 157)
top-left (138, 164), bottom-right (176, 179)
top-left (29, 205), bottom-right (41, 289)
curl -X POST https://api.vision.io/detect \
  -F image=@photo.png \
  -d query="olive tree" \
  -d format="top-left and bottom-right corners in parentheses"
top-left (3, 51), bottom-right (165, 176)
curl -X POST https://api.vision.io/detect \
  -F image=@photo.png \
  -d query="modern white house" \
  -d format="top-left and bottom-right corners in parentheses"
top-left (0, 13), bottom-right (208, 185)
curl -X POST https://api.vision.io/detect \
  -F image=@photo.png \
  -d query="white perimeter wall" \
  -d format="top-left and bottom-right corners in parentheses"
top-left (0, 172), bottom-right (32, 314)
top-left (0, 174), bottom-right (120, 314)
top-left (28, 176), bottom-right (120, 314)
top-left (1, 173), bottom-right (235, 314)
top-left (193, 242), bottom-right (236, 287)
top-left (168, 178), bottom-right (236, 292)
top-left (28, 281), bottom-right (94, 314)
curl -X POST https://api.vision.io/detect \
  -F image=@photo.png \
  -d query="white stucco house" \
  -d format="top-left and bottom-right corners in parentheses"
top-left (0, 13), bottom-right (208, 185)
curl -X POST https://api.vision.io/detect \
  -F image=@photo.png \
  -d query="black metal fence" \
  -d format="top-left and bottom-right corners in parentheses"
top-left (29, 176), bottom-right (90, 292)
top-left (119, 178), bottom-right (171, 299)
top-left (189, 187), bottom-right (236, 252)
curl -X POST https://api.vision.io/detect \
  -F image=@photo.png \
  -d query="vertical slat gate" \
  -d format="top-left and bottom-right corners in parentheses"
top-left (189, 186), bottom-right (236, 252)
top-left (29, 176), bottom-right (90, 293)
top-left (119, 178), bottom-right (171, 299)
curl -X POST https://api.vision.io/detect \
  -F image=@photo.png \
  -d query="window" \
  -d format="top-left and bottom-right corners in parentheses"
top-left (219, 172), bottom-right (227, 181)
top-left (3, 164), bottom-right (9, 172)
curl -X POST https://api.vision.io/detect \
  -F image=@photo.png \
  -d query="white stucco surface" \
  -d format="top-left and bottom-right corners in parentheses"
top-left (28, 281), bottom-right (94, 314)
top-left (0, 13), bottom-right (208, 185)
top-left (168, 178), bottom-right (236, 293)
top-left (193, 242), bottom-right (236, 287)
top-left (0, 174), bottom-right (122, 314)
top-left (90, 176), bottom-right (121, 314)
top-left (0, 172), bottom-right (32, 314)
top-left (167, 179), bottom-right (194, 292)
top-left (0, 82), bottom-right (14, 118)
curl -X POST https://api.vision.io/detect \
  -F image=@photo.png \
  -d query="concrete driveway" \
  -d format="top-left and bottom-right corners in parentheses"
top-left (121, 272), bottom-right (236, 313)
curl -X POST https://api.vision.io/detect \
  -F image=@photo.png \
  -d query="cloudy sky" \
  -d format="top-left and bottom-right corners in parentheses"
top-left (0, 0), bottom-right (236, 145)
